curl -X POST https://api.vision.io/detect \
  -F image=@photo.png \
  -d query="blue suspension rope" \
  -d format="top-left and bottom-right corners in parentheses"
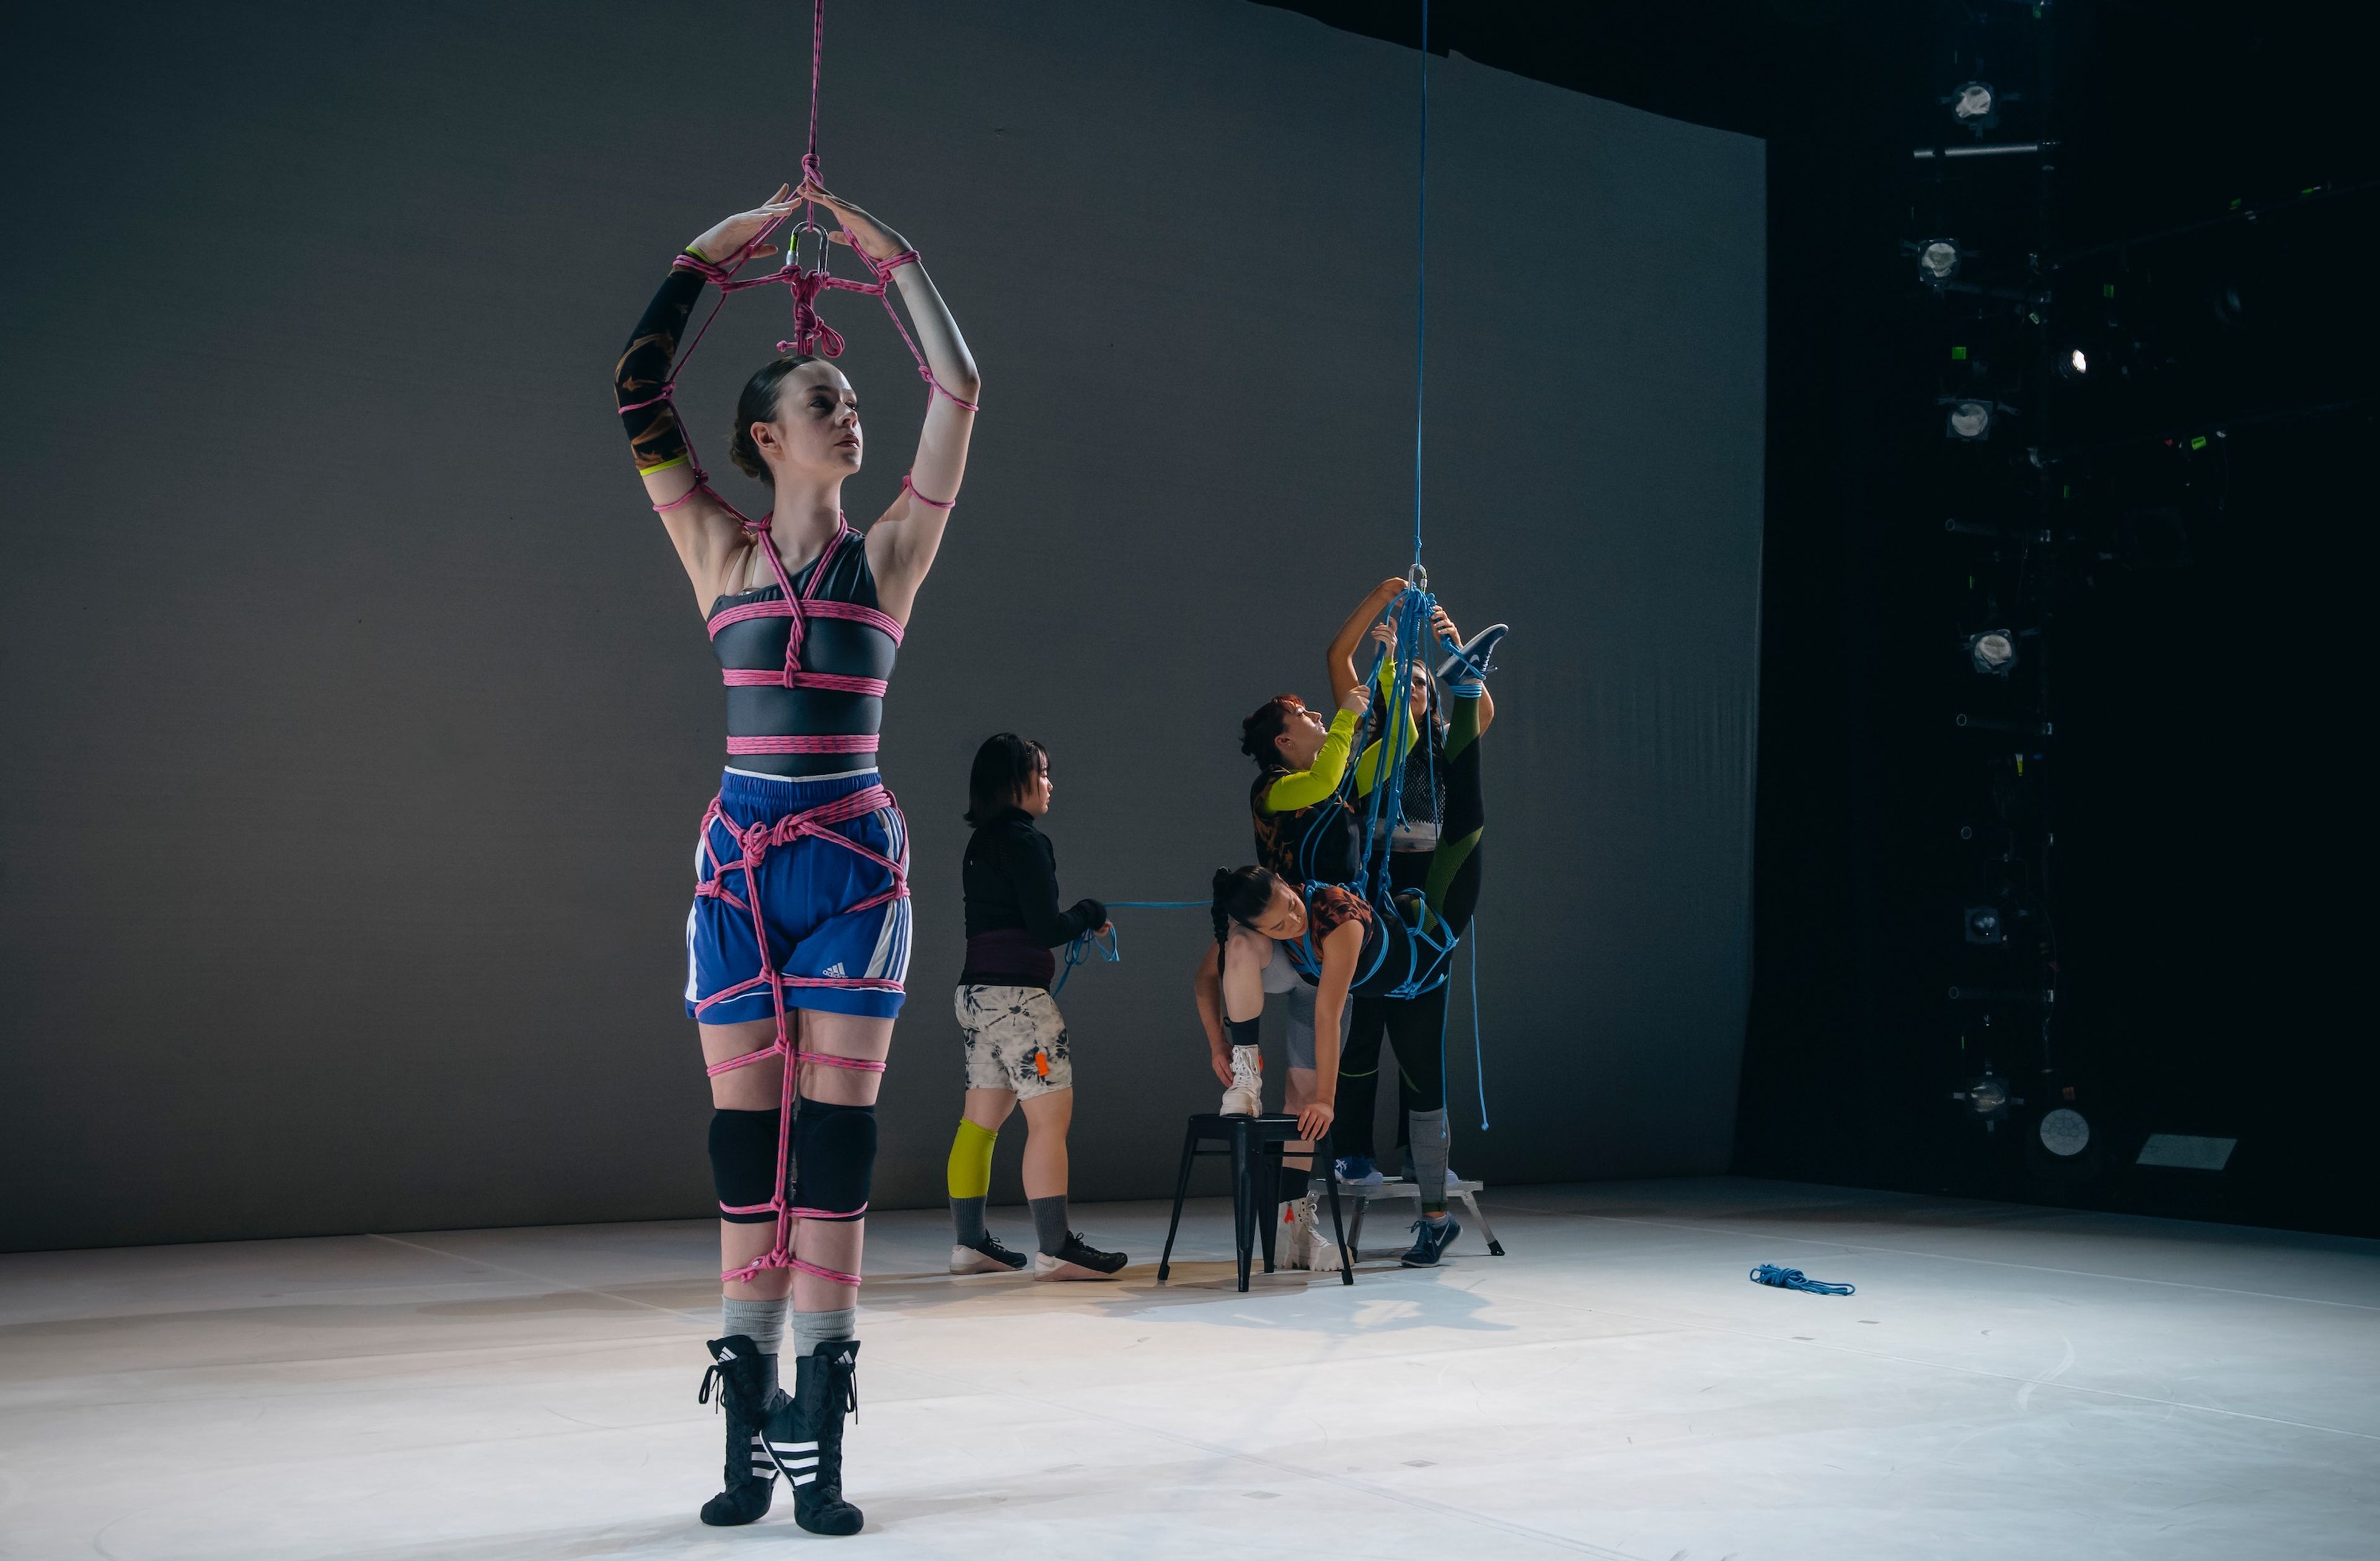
top-left (1412, 0), bottom-right (1429, 575)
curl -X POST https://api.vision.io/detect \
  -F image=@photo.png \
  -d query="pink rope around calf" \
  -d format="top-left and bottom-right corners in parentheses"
top-left (694, 778), bottom-right (908, 1288)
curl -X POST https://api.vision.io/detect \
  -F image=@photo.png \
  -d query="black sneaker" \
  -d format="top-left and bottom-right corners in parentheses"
top-left (948, 1234), bottom-right (1029, 1274)
top-left (1399, 1215), bottom-right (1461, 1267)
top-left (1032, 1232), bottom-right (1128, 1280)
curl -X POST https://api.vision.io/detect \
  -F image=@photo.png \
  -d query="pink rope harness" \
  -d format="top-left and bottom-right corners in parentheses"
top-left (694, 774), bottom-right (907, 1286)
top-left (623, 0), bottom-right (976, 531)
top-left (708, 518), bottom-right (904, 753)
top-left (638, 1), bottom-right (955, 1288)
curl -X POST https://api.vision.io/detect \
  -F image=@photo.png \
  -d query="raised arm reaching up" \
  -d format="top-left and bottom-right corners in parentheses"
top-left (798, 179), bottom-right (980, 622)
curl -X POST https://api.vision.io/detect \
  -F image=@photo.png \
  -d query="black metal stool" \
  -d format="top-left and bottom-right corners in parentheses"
top-left (1157, 1113), bottom-right (1354, 1291)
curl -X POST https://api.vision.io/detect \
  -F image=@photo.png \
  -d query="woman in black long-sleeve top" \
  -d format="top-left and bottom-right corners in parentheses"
top-left (945, 735), bottom-right (1129, 1280)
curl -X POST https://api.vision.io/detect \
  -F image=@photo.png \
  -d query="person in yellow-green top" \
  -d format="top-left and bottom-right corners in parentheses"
top-left (1190, 578), bottom-right (1418, 1266)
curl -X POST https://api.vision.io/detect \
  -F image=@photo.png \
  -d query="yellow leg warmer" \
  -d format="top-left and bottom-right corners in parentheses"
top-left (946, 1118), bottom-right (997, 1200)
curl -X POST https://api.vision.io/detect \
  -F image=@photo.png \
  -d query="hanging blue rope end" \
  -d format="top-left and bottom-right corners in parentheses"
top-left (1750, 1263), bottom-right (1856, 1296)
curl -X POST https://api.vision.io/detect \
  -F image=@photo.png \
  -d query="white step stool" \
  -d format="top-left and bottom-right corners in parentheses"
top-left (1338, 1174), bottom-right (1505, 1258)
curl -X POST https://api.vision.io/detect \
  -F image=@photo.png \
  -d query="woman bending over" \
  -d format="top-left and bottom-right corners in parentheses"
top-left (1207, 607), bottom-right (1499, 1267)
top-left (947, 734), bottom-right (1129, 1281)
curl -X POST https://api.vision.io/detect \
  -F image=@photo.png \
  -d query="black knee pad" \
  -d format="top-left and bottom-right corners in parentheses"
top-left (708, 1108), bottom-right (783, 1223)
top-left (790, 1097), bottom-right (876, 1223)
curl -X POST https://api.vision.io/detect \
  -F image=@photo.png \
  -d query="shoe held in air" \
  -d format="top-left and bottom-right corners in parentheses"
top-left (1436, 622), bottom-right (1508, 686)
top-left (1034, 1232), bottom-right (1128, 1281)
top-left (948, 1234), bottom-right (1029, 1275)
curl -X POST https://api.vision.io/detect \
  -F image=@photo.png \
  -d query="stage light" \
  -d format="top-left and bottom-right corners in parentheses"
top-left (1963, 904), bottom-right (2005, 944)
top-left (1952, 81), bottom-right (1996, 126)
top-left (2037, 1107), bottom-right (2090, 1157)
top-left (1921, 239), bottom-right (1961, 283)
top-left (2062, 347), bottom-right (2088, 376)
top-left (1947, 400), bottom-right (1993, 440)
top-left (1950, 1066), bottom-right (2020, 1128)
top-left (1967, 629), bottom-right (2016, 675)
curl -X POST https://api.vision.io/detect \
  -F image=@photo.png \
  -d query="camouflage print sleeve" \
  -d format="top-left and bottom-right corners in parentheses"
top-left (614, 259), bottom-right (707, 474)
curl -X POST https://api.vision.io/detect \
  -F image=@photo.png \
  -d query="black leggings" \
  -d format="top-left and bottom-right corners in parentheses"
top-left (1333, 698), bottom-right (1484, 1157)
top-left (1336, 983), bottom-right (1449, 1159)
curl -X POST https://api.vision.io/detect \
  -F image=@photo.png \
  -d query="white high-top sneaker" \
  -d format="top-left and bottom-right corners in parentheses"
top-left (1304, 1199), bottom-right (1342, 1275)
top-left (1220, 1045), bottom-right (1263, 1116)
top-left (1280, 1192), bottom-right (1321, 1270)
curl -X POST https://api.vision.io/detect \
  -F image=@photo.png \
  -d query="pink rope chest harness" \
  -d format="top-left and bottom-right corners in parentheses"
top-left (622, 0), bottom-right (974, 1289)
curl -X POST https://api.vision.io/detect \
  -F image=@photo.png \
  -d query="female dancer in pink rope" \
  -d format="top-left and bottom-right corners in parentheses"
top-left (615, 177), bottom-right (977, 1536)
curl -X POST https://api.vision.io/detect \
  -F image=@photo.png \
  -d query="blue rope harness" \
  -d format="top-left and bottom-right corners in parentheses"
top-left (1750, 1264), bottom-right (1856, 1296)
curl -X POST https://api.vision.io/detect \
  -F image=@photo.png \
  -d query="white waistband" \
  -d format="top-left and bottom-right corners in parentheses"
top-left (724, 764), bottom-right (882, 785)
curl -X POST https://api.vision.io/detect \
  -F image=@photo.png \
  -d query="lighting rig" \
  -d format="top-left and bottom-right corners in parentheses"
top-left (1908, 0), bottom-right (2081, 1181)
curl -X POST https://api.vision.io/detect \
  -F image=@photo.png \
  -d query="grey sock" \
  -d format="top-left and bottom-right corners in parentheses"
top-left (1408, 1107), bottom-right (1451, 1211)
top-left (1029, 1195), bottom-right (1071, 1257)
top-left (791, 1306), bottom-right (857, 1356)
top-left (951, 1195), bottom-right (988, 1248)
top-left (721, 1294), bottom-right (788, 1353)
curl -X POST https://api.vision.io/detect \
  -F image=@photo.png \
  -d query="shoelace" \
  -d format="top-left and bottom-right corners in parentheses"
top-left (698, 1363), bottom-right (724, 1410)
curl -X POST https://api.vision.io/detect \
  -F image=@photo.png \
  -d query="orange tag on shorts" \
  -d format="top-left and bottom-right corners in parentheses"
top-left (1034, 1050), bottom-right (1051, 1079)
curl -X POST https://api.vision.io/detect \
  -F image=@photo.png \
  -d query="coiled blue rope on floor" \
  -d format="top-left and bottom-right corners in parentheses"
top-left (1750, 1264), bottom-right (1855, 1296)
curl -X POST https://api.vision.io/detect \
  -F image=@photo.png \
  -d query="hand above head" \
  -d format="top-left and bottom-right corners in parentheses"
top-left (1297, 1100), bottom-right (1336, 1143)
top-left (1338, 683), bottom-right (1373, 716)
top-left (1370, 619), bottom-right (1398, 661)
top-left (689, 184), bottom-right (800, 267)
top-left (1431, 606), bottom-right (1463, 647)
top-left (798, 179), bottom-right (913, 264)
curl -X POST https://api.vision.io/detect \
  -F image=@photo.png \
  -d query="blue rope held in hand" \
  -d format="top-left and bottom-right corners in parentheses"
top-left (1051, 901), bottom-right (1207, 995)
top-left (1750, 1264), bottom-right (1856, 1296)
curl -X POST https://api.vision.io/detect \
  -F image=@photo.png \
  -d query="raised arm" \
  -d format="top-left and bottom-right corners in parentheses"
top-left (1327, 578), bottom-right (1410, 705)
top-left (799, 180), bottom-right (981, 621)
top-left (1352, 618), bottom-right (1421, 797)
top-left (616, 185), bottom-right (801, 607)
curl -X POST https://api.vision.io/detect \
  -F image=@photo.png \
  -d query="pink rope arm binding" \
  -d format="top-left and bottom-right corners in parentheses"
top-left (626, 1), bottom-right (967, 1288)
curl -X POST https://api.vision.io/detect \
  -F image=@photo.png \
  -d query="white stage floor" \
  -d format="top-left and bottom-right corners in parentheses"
top-left (3, 1178), bottom-right (2375, 1560)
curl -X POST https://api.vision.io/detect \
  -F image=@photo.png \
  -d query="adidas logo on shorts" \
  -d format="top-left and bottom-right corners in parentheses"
top-left (822, 963), bottom-right (847, 978)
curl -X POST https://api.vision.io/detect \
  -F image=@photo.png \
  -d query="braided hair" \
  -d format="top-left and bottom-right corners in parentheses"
top-left (1210, 865), bottom-right (1278, 959)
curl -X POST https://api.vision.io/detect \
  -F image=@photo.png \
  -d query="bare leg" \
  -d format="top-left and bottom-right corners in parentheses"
top-left (1019, 1088), bottom-right (1073, 1200)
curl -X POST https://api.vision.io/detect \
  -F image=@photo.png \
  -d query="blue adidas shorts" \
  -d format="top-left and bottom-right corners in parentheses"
top-left (685, 767), bottom-right (911, 1024)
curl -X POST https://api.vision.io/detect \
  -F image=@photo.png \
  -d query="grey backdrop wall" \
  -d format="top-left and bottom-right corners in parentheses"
top-left (0, 1), bottom-right (1763, 1250)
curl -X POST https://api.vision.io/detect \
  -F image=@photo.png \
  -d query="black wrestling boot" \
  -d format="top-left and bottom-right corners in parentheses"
top-left (697, 1335), bottom-right (785, 1526)
top-left (764, 1338), bottom-right (865, 1536)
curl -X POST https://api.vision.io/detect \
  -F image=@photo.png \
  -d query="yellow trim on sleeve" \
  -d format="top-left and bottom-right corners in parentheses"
top-left (637, 453), bottom-right (691, 475)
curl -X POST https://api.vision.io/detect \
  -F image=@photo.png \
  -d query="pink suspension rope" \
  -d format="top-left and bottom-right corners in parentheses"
top-left (694, 775), bottom-right (907, 1288)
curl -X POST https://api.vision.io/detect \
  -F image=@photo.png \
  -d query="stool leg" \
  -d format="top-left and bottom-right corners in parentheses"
top-left (1461, 1189), bottom-right (1504, 1256)
top-left (1158, 1126), bottom-right (1202, 1283)
top-left (1349, 1196), bottom-right (1368, 1261)
top-left (1258, 1147), bottom-right (1280, 1274)
top-left (1319, 1132), bottom-right (1352, 1285)
top-left (1230, 1125), bottom-right (1254, 1293)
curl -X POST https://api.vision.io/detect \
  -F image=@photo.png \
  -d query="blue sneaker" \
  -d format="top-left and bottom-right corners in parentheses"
top-left (1435, 623), bottom-right (1507, 684)
top-left (1334, 1156), bottom-right (1384, 1188)
top-left (1399, 1215), bottom-right (1460, 1267)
